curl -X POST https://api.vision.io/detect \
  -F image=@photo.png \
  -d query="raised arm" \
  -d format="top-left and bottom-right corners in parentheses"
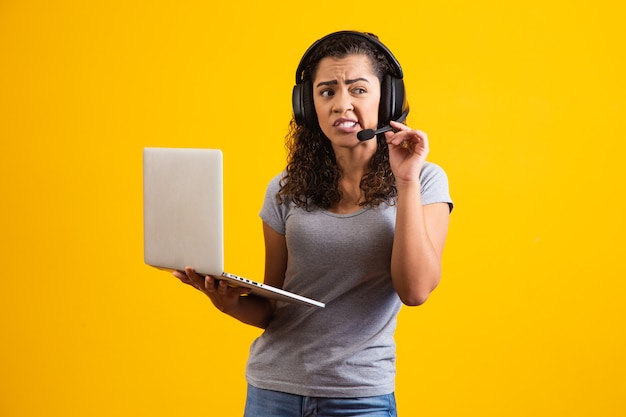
top-left (386, 121), bottom-right (451, 305)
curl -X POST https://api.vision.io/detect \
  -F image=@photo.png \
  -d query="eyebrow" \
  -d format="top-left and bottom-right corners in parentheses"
top-left (315, 78), bottom-right (370, 88)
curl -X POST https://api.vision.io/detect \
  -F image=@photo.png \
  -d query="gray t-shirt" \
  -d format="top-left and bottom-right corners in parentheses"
top-left (246, 162), bottom-right (453, 397)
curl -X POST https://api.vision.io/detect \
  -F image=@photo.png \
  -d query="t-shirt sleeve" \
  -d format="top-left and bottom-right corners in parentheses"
top-left (259, 173), bottom-right (288, 235)
top-left (420, 162), bottom-right (454, 212)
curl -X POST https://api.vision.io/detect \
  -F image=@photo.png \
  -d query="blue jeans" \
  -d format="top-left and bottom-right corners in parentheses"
top-left (243, 384), bottom-right (397, 417)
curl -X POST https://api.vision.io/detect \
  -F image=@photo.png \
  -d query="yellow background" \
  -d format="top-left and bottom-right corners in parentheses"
top-left (1, 0), bottom-right (624, 416)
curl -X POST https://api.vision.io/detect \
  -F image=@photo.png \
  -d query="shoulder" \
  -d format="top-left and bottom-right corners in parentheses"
top-left (420, 162), bottom-right (450, 189)
top-left (419, 162), bottom-right (453, 210)
top-left (265, 171), bottom-right (286, 194)
top-left (420, 161), bottom-right (447, 180)
top-left (260, 171), bottom-right (291, 234)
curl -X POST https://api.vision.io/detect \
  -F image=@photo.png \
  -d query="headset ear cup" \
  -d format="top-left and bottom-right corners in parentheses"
top-left (301, 80), bottom-right (318, 129)
top-left (379, 75), bottom-right (407, 125)
top-left (292, 80), bottom-right (318, 128)
top-left (292, 84), bottom-right (306, 126)
top-left (379, 74), bottom-right (393, 125)
top-left (391, 77), bottom-right (407, 121)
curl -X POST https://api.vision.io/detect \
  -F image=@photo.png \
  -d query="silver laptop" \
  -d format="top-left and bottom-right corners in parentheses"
top-left (143, 147), bottom-right (325, 308)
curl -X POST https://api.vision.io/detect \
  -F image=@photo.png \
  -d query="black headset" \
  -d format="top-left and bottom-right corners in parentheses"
top-left (292, 31), bottom-right (409, 130)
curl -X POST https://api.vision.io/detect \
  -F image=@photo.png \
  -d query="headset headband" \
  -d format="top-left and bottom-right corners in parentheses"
top-left (294, 31), bottom-right (404, 84)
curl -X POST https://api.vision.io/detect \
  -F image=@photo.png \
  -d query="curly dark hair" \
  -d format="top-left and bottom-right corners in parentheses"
top-left (277, 32), bottom-right (398, 210)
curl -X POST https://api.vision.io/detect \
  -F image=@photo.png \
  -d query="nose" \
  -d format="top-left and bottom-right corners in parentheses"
top-left (332, 89), bottom-right (353, 114)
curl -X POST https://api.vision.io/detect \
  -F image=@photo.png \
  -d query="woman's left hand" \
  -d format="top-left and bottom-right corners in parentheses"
top-left (385, 120), bottom-right (429, 184)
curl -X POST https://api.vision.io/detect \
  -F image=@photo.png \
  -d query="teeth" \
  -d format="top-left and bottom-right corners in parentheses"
top-left (337, 121), bottom-right (357, 128)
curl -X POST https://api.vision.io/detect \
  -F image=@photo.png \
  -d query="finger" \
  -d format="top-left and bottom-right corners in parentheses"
top-left (395, 130), bottom-right (428, 149)
top-left (184, 266), bottom-right (200, 278)
top-left (216, 279), bottom-right (229, 295)
top-left (204, 275), bottom-right (218, 292)
top-left (387, 131), bottom-right (416, 148)
top-left (413, 129), bottom-right (428, 143)
top-left (412, 130), bottom-right (429, 152)
top-left (389, 121), bottom-right (427, 141)
top-left (389, 120), bottom-right (411, 131)
top-left (185, 267), bottom-right (204, 283)
top-left (183, 267), bottom-right (209, 290)
top-left (173, 270), bottom-right (195, 286)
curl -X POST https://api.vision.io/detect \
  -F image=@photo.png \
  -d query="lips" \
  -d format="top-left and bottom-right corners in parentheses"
top-left (333, 118), bottom-right (360, 132)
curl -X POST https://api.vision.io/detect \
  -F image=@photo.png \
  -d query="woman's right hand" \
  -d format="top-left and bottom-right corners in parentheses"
top-left (173, 267), bottom-right (252, 314)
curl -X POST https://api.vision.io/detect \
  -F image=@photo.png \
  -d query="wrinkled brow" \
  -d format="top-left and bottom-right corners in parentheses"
top-left (315, 78), bottom-right (370, 88)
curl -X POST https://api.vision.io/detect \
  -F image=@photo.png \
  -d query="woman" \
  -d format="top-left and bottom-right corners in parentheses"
top-left (174, 31), bottom-right (453, 416)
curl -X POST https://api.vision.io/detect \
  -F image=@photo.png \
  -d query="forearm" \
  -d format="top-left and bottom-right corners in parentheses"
top-left (220, 294), bottom-right (275, 329)
top-left (391, 182), bottom-right (443, 305)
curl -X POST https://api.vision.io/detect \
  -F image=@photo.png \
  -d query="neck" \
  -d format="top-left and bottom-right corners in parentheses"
top-left (333, 144), bottom-right (373, 178)
top-left (328, 142), bottom-right (376, 213)
top-left (336, 159), bottom-right (369, 214)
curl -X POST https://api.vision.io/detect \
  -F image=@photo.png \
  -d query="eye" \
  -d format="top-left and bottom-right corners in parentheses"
top-left (320, 89), bottom-right (335, 98)
top-left (352, 87), bottom-right (367, 95)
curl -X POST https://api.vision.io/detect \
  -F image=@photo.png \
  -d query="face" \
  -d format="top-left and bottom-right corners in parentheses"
top-left (312, 54), bottom-right (381, 146)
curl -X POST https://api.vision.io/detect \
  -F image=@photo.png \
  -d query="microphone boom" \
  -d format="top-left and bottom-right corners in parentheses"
top-left (357, 125), bottom-right (394, 141)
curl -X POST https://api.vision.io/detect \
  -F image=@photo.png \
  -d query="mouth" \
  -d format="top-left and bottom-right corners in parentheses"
top-left (333, 118), bottom-right (360, 132)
